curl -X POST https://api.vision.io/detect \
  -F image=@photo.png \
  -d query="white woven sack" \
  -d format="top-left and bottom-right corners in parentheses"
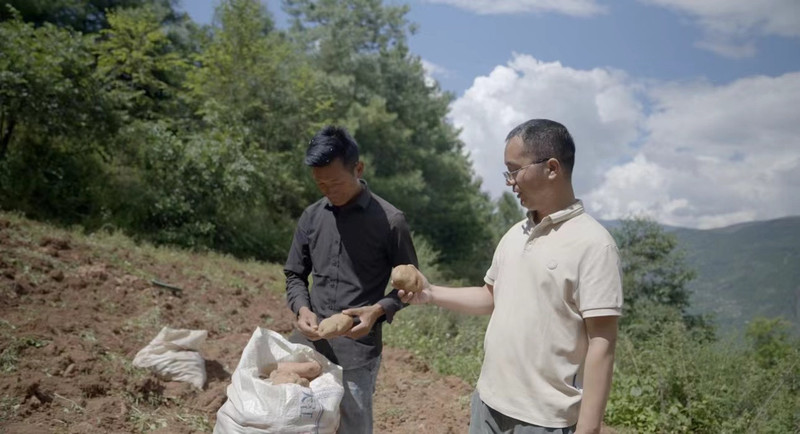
top-left (132, 327), bottom-right (208, 389)
top-left (214, 327), bottom-right (344, 434)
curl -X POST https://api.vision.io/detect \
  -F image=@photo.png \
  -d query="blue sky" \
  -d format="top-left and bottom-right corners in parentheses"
top-left (181, 1), bottom-right (800, 229)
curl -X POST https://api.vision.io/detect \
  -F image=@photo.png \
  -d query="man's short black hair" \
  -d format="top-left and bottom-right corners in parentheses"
top-left (506, 119), bottom-right (575, 176)
top-left (305, 125), bottom-right (359, 168)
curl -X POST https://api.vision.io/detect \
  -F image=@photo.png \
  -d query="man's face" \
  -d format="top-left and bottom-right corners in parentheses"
top-left (504, 136), bottom-right (547, 211)
top-left (311, 158), bottom-right (362, 206)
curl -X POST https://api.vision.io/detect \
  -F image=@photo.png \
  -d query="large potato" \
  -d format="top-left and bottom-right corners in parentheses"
top-left (277, 361), bottom-right (322, 380)
top-left (269, 369), bottom-right (310, 387)
top-left (260, 360), bottom-right (322, 382)
top-left (391, 264), bottom-right (423, 293)
top-left (317, 313), bottom-right (354, 339)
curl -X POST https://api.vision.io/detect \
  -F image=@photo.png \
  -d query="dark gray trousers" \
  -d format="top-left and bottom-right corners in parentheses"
top-left (469, 391), bottom-right (576, 434)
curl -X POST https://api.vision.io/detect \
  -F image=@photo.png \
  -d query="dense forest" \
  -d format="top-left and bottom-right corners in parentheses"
top-left (0, 0), bottom-right (524, 283)
top-left (1, 1), bottom-right (797, 432)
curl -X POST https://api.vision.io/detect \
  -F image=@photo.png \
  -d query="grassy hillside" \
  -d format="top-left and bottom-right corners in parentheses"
top-left (0, 211), bottom-right (473, 432)
top-left (671, 217), bottom-right (800, 334)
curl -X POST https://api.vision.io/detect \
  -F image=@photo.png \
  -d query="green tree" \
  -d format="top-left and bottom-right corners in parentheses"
top-left (94, 5), bottom-right (189, 121)
top-left (0, 0), bottom-right (181, 33)
top-left (188, 0), bottom-right (331, 156)
top-left (0, 12), bottom-right (119, 161)
top-left (112, 124), bottom-right (298, 260)
top-left (492, 191), bottom-right (525, 241)
top-left (285, 0), bottom-right (497, 281)
top-left (613, 218), bottom-right (697, 322)
top-left (0, 10), bottom-right (121, 222)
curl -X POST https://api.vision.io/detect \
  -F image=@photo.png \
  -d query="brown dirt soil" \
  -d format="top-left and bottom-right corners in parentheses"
top-left (0, 214), bottom-right (473, 433)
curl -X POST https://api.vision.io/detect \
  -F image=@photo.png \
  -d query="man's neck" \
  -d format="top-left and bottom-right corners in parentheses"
top-left (530, 191), bottom-right (577, 225)
top-left (339, 181), bottom-right (365, 206)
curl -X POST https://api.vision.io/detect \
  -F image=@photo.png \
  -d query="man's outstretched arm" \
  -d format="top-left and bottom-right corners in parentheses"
top-left (398, 268), bottom-right (494, 315)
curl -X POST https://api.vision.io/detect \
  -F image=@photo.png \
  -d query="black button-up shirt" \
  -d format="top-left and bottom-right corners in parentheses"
top-left (284, 181), bottom-right (418, 368)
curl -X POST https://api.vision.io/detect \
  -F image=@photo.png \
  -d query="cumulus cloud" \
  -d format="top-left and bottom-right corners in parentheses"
top-left (451, 55), bottom-right (800, 228)
top-left (420, 59), bottom-right (449, 87)
top-left (450, 54), bottom-right (643, 207)
top-left (586, 72), bottom-right (800, 228)
top-left (423, 0), bottom-right (605, 17)
top-left (639, 0), bottom-right (800, 57)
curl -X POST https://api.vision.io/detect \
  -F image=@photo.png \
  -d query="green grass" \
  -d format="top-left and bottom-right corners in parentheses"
top-left (176, 412), bottom-right (213, 431)
top-left (0, 336), bottom-right (48, 373)
top-left (128, 406), bottom-right (168, 432)
top-left (385, 304), bottom-right (487, 385)
top-left (0, 395), bottom-right (21, 423)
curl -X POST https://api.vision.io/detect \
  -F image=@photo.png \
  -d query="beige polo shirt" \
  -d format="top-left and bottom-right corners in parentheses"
top-left (477, 200), bottom-right (622, 428)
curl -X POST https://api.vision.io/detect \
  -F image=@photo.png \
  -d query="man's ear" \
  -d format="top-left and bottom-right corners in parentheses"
top-left (354, 161), bottom-right (365, 178)
top-left (546, 159), bottom-right (561, 180)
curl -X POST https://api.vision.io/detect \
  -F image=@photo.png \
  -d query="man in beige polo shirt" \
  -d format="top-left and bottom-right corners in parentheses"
top-left (398, 119), bottom-right (622, 434)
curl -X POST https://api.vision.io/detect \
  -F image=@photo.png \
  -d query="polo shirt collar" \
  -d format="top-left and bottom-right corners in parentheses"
top-left (526, 200), bottom-right (584, 228)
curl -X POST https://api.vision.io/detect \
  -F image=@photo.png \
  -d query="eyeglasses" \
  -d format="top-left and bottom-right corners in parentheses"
top-left (502, 157), bottom-right (552, 184)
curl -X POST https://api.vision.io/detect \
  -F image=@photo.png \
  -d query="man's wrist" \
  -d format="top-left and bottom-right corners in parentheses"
top-left (575, 419), bottom-right (601, 434)
top-left (575, 426), bottom-right (600, 434)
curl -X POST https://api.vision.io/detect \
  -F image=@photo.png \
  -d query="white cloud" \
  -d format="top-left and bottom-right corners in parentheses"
top-left (450, 54), bottom-right (642, 208)
top-left (424, 0), bottom-right (605, 17)
top-left (452, 55), bottom-right (800, 228)
top-left (640, 0), bottom-right (800, 57)
top-left (420, 59), bottom-right (449, 87)
top-left (588, 72), bottom-right (800, 228)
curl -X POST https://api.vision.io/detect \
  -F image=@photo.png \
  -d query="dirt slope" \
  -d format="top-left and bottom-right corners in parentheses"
top-left (0, 214), bottom-right (471, 433)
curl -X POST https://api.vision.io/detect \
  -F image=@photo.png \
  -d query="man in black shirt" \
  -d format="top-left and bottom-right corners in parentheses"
top-left (284, 125), bottom-right (418, 434)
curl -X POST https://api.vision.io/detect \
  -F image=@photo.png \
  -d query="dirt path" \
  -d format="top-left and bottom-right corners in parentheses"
top-left (0, 215), bottom-right (471, 433)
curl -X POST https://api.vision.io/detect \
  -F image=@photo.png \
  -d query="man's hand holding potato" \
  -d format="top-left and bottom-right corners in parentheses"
top-left (296, 306), bottom-right (322, 341)
top-left (391, 264), bottom-right (432, 304)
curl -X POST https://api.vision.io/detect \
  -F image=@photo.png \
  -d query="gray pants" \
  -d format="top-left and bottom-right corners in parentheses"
top-left (338, 355), bottom-right (382, 434)
top-left (469, 391), bottom-right (576, 434)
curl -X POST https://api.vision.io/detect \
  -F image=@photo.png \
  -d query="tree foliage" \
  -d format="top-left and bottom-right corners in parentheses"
top-left (0, 0), bottom-right (181, 33)
top-left (612, 218), bottom-right (702, 334)
top-left (2, 2), bottom-right (798, 422)
top-left (94, 5), bottom-right (188, 120)
top-left (0, 12), bottom-right (119, 160)
top-left (605, 218), bottom-right (799, 432)
top-left (284, 0), bottom-right (495, 280)
top-left (0, 0), bottom-right (497, 274)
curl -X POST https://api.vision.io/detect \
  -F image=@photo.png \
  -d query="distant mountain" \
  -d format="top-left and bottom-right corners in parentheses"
top-left (672, 217), bottom-right (800, 335)
top-left (603, 217), bottom-right (800, 335)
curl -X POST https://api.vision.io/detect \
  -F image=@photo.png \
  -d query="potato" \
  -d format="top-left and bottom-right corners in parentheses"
top-left (391, 264), bottom-right (423, 293)
top-left (260, 360), bottom-right (321, 382)
top-left (277, 361), bottom-right (322, 380)
top-left (269, 369), bottom-right (299, 384)
top-left (317, 313), bottom-right (354, 339)
top-left (269, 369), bottom-right (310, 387)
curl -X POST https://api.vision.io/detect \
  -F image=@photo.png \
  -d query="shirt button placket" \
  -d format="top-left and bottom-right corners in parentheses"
top-left (331, 236), bottom-right (340, 311)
